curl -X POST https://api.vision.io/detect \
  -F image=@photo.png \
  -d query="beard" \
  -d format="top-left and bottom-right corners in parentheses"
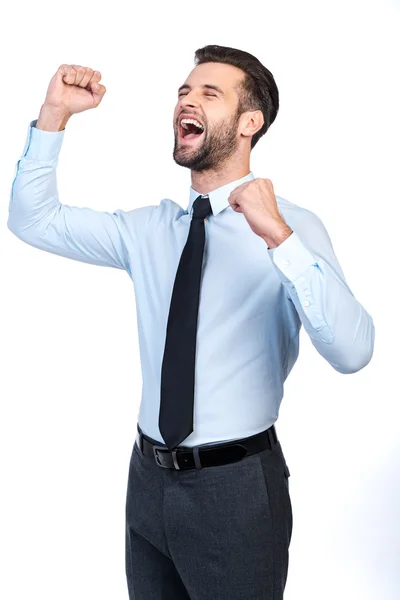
top-left (173, 109), bottom-right (242, 172)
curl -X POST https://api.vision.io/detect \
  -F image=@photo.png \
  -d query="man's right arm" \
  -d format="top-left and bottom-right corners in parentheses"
top-left (8, 64), bottom-right (158, 274)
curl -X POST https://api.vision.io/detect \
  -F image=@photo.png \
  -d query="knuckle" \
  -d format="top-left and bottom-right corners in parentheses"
top-left (59, 64), bottom-right (72, 74)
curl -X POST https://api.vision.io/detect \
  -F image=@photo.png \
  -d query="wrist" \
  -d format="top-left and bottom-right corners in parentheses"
top-left (36, 104), bottom-right (70, 132)
top-left (262, 223), bottom-right (293, 249)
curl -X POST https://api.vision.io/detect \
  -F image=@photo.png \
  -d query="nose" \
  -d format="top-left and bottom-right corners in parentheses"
top-left (176, 99), bottom-right (199, 126)
top-left (180, 100), bottom-right (196, 113)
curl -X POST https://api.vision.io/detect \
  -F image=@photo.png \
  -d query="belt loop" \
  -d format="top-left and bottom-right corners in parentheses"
top-left (267, 427), bottom-right (275, 449)
top-left (193, 446), bottom-right (203, 469)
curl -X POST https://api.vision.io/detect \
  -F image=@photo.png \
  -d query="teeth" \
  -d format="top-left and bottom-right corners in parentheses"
top-left (180, 118), bottom-right (204, 131)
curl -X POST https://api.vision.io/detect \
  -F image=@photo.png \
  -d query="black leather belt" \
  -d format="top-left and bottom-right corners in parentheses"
top-left (135, 424), bottom-right (278, 470)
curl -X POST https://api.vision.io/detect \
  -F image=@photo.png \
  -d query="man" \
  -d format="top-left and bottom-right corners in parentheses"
top-left (8, 44), bottom-right (375, 599)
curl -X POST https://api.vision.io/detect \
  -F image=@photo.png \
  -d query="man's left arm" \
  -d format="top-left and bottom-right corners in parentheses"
top-left (266, 210), bottom-right (375, 374)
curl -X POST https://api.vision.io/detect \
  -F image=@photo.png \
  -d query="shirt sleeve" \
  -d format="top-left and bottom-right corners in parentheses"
top-left (267, 209), bottom-right (375, 374)
top-left (7, 120), bottom-right (156, 276)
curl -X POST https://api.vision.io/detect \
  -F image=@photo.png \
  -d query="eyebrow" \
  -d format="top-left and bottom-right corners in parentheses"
top-left (178, 84), bottom-right (225, 95)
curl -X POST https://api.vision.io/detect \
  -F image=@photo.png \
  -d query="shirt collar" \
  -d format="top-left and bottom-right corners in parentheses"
top-left (186, 171), bottom-right (255, 217)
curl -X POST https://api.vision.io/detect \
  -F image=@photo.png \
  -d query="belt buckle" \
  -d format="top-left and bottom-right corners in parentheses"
top-left (153, 445), bottom-right (180, 470)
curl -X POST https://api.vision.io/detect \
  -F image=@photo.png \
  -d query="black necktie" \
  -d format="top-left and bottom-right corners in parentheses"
top-left (159, 194), bottom-right (213, 450)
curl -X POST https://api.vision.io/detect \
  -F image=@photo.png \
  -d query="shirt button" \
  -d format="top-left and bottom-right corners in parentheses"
top-left (282, 259), bottom-right (291, 266)
top-left (303, 300), bottom-right (310, 307)
top-left (204, 218), bottom-right (208, 223)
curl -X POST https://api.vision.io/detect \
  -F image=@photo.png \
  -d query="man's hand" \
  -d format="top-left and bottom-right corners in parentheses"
top-left (36, 64), bottom-right (107, 131)
top-left (228, 178), bottom-right (293, 248)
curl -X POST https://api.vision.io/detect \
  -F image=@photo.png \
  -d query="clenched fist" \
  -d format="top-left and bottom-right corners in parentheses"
top-left (37, 64), bottom-right (107, 131)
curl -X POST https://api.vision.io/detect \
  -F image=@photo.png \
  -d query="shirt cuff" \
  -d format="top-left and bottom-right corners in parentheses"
top-left (23, 119), bottom-right (66, 161)
top-left (268, 230), bottom-right (318, 281)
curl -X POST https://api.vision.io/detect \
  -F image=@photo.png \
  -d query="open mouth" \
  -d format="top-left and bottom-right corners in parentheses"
top-left (179, 120), bottom-right (205, 142)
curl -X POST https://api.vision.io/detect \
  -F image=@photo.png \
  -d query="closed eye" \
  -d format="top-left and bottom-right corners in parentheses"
top-left (178, 93), bottom-right (216, 97)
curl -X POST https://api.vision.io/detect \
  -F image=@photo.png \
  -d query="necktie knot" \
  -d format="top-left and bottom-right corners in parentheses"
top-left (192, 195), bottom-right (212, 220)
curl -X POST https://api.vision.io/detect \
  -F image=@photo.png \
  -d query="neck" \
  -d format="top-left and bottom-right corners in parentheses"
top-left (190, 160), bottom-right (251, 195)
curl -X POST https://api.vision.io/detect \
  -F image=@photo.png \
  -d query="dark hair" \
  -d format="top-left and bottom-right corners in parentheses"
top-left (194, 44), bottom-right (279, 150)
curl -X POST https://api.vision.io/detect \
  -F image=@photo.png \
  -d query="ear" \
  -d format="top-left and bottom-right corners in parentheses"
top-left (250, 109), bottom-right (264, 134)
top-left (241, 110), bottom-right (264, 139)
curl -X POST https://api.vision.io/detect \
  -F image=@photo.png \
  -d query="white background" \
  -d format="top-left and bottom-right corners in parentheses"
top-left (1, 0), bottom-right (399, 598)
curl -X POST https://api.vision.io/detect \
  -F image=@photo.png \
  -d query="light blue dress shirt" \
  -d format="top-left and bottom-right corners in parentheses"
top-left (8, 120), bottom-right (375, 447)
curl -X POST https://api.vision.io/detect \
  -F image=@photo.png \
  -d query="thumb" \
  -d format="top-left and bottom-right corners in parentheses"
top-left (88, 81), bottom-right (106, 104)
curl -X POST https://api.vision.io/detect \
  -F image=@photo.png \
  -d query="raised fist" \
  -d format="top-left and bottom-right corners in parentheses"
top-left (42, 64), bottom-right (107, 118)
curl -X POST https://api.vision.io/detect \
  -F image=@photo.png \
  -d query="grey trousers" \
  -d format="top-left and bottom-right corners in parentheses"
top-left (125, 427), bottom-right (293, 599)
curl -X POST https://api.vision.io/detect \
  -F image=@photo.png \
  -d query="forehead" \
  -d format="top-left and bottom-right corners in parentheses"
top-left (179, 62), bottom-right (245, 97)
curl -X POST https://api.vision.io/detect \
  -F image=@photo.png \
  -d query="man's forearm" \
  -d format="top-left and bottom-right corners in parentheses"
top-left (36, 104), bottom-right (70, 132)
